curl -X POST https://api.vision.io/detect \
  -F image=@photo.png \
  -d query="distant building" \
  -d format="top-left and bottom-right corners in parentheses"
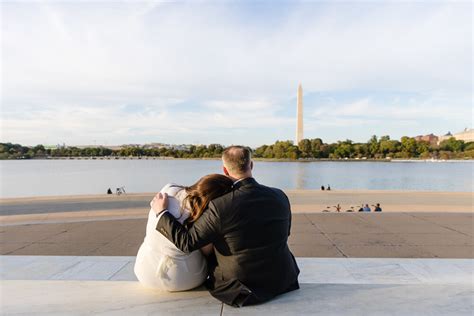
top-left (414, 134), bottom-right (439, 146)
top-left (142, 143), bottom-right (192, 151)
top-left (43, 145), bottom-right (59, 150)
top-left (104, 146), bottom-right (124, 151)
top-left (142, 143), bottom-right (167, 149)
top-left (173, 144), bottom-right (192, 151)
top-left (120, 144), bottom-right (142, 148)
top-left (438, 128), bottom-right (474, 145)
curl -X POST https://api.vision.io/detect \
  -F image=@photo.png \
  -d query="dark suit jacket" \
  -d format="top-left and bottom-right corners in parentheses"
top-left (156, 177), bottom-right (300, 307)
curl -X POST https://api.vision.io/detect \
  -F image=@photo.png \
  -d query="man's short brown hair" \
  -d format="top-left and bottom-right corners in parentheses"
top-left (222, 146), bottom-right (252, 174)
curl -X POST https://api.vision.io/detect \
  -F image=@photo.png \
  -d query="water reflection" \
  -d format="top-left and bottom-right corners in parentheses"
top-left (295, 162), bottom-right (306, 190)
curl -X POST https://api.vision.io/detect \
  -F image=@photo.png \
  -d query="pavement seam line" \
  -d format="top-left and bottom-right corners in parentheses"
top-left (49, 261), bottom-right (82, 279)
top-left (303, 213), bottom-right (348, 258)
top-left (354, 212), bottom-right (392, 233)
top-left (3, 242), bottom-right (34, 255)
top-left (86, 243), bottom-right (112, 256)
top-left (353, 212), bottom-right (442, 257)
top-left (107, 261), bottom-right (132, 280)
top-left (407, 213), bottom-right (472, 237)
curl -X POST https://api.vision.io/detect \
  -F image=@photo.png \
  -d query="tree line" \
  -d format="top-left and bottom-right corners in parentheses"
top-left (1, 136), bottom-right (473, 160)
top-left (255, 136), bottom-right (473, 160)
top-left (0, 143), bottom-right (226, 160)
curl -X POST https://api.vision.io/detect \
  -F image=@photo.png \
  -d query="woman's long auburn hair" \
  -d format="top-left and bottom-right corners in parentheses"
top-left (182, 174), bottom-right (234, 223)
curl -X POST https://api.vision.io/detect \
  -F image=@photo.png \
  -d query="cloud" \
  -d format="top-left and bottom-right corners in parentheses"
top-left (311, 93), bottom-right (470, 122)
top-left (204, 100), bottom-right (275, 111)
top-left (1, 1), bottom-right (472, 146)
top-left (303, 91), bottom-right (472, 142)
top-left (1, 100), bottom-right (293, 146)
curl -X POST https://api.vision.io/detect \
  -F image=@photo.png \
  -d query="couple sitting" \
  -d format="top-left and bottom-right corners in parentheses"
top-left (134, 146), bottom-right (300, 307)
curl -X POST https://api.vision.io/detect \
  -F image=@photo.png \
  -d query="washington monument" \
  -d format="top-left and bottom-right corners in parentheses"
top-left (296, 83), bottom-right (304, 145)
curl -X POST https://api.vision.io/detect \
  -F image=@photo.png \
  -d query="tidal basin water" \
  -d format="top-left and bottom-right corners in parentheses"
top-left (0, 159), bottom-right (472, 198)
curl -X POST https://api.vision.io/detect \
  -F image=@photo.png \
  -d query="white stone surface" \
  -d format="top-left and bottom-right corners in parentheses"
top-left (0, 256), bottom-right (473, 315)
top-left (50, 260), bottom-right (128, 281)
top-left (109, 261), bottom-right (137, 281)
top-left (0, 255), bottom-right (134, 281)
top-left (296, 257), bottom-right (474, 284)
top-left (222, 283), bottom-right (474, 316)
top-left (3, 256), bottom-right (473, 284)
top-left (1, 280), bottom-right (221, 315)
top-left (0, 255), bottom-right (80, 280)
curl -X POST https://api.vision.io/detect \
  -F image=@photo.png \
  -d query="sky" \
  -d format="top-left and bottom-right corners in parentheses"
top-left (1, 0), bottom-right (472, 147)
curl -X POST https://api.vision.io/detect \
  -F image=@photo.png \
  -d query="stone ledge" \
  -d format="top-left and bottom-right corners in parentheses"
top-left (1, 256), bottom-right (472, 315)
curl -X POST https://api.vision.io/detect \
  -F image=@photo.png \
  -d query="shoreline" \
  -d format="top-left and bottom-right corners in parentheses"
top-left (1, 190), bottom-right (472, 226)
top-left (1, 189), bottom-right (472, 202)
top-left (2, 157), bottom-right (473, 162)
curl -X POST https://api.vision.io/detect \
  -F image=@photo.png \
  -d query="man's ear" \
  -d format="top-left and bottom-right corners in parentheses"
top-left (250, 161), bottom-right (253, 170)
top-left (223, 166), bottom-right (230, 176)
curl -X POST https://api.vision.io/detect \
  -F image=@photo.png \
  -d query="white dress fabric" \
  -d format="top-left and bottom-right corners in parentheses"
top-left (134, 183), bottom-right (207, 291)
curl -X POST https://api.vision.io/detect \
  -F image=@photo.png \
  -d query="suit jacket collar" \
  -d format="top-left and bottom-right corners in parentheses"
top-left (232, 177), bottom-right (257, 189)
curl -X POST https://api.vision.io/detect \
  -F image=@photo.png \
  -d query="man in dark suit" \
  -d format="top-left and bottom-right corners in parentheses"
top-left (151, 146), bottom-right (300, 307)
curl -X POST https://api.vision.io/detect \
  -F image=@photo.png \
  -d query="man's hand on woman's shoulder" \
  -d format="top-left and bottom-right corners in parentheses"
top-left (151, 192), bottom-right (169, 216)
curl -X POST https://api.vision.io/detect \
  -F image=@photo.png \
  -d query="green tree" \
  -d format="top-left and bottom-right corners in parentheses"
top-left (32, 145), bottom-right (45, 154)
top-left (298, 139), bottom-right (312, 158)
top-left (272, 140), bottom-right (299, 159)
top-left (333, 140), bottom-right (354, 158)
top-left (353, 143), bottom-right (368, 158)
top-left (400, 136), bottom-right (418, 158)
top-left (254, 145), bottom-right (267, 158)
top-left (263, 145), bottom-right (274, 158)
top-left (310, 138), bottom-right (324, 158)
top-left (439, 137), bottom-right (464, 152)
top-left (464, 142), bottom-right (474, 151)
top-left (417, 141), bottom-right (431, 158)
top-left (368, 135), bottom-right (379, 158)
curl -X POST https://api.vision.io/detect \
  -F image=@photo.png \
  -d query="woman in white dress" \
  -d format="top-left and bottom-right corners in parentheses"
top-left (134, 174), bottom-right (233, 291)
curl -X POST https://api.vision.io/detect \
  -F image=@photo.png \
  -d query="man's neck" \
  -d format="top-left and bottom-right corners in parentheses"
top-left (232, 177), bottom-right (246, 185)
top-left (229, 173), bottom-right (252, 183)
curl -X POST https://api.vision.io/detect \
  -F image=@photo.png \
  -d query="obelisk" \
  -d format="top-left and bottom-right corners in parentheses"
top-left (296, 83), bottom-right (303, 145)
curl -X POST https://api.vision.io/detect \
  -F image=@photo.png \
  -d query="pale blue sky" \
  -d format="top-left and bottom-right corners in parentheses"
top-left (1, 0), bottom-right (472, 147)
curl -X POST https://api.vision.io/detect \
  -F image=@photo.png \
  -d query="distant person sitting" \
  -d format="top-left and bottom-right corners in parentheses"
top-left (363, 204), bottom-right (371, 212)
top-left (374, 203), bottom-right (382, 212)
top-left (327, 185), bottom-right (331, 191)
top-left (321, 185), bottom-right (325, 191)
top-left (107, 188), bottom-right (112, 194)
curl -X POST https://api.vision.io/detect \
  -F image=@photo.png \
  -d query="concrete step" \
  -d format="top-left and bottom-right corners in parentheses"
top-left (1, 256), bottom-right (473, 315)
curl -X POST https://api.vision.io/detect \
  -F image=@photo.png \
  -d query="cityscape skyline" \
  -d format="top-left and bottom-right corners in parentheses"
top-left (1, 1), bottom-right (472, 147)
top-left (10, 127), bottom-right (472, 150)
